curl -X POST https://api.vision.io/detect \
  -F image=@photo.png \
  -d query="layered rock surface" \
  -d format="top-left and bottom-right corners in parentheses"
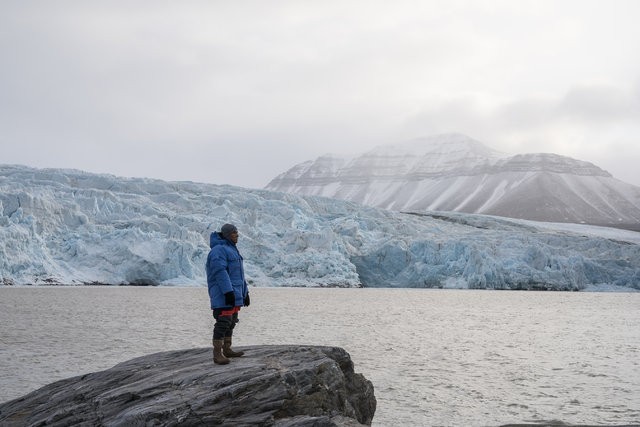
top-left (0, 345), bottom-right (376, 426)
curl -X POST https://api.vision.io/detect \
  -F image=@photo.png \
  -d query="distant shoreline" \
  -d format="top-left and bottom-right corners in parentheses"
top-left (1, 283), bottom-right (638, 293)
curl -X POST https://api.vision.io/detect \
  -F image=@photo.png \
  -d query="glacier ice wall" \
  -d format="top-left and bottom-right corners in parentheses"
top-left (1, 165), bottom-right (639, 290)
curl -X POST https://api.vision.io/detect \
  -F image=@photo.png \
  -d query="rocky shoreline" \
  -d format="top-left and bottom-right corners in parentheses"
top-left (0, 345), bottom-right (376, 426)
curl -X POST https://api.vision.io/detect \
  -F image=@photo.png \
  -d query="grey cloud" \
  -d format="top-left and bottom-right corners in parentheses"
top-left (493, 84), bottom-right (640, 133)
top-left (2, 1), bottom-right (640, 188)
top-left (558, 85), bottom-right (640, 122)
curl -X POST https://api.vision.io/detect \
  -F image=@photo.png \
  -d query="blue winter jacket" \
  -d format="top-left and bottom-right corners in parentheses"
top-left (206, 232), bottom-right (249, 309)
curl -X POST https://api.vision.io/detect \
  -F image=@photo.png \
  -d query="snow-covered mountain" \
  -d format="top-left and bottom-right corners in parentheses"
top-left (1, 164), bottom-right (639, 290)
top-left (266, 133), bottom-right (640, 229)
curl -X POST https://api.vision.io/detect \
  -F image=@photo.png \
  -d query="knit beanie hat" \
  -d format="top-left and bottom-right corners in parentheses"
top-left (220, 223), bottom-right (238, 239)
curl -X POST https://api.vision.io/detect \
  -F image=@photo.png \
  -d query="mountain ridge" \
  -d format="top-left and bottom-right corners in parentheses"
top-left (266, 134), bottom-right (639, 229)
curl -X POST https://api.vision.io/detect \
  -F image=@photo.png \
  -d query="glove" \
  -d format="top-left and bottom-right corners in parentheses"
top-left (243, 294), bottom-right (250, 307)
top-left (224, 291), bottom-right (235, 307)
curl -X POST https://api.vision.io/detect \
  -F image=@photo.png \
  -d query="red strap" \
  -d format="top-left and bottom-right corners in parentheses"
top-left (220, 306), bottom-right (240, 316)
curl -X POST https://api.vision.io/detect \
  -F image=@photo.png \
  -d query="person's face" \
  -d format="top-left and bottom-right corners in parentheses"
top-left (229, 230), bottom-right (239, 244)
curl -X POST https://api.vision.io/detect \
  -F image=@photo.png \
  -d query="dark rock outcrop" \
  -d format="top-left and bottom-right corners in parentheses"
top-left (0, 345), bottom-right (376, 426)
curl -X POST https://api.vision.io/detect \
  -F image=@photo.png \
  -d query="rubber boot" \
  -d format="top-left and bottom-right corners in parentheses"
top-left (223, 337), bottom-right (245, 357)
top-left (212, 339), bottom-right (230, 365)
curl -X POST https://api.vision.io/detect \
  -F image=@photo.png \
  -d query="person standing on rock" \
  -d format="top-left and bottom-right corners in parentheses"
top-left (206, 223), bottom-right (251, 365)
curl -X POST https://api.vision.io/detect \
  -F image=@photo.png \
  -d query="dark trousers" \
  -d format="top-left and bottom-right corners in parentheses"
top-left (212, 307), bottom-right (240, 340)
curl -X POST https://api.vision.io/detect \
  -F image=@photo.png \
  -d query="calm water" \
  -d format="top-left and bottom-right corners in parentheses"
top-left (0, 287), bottom-right (638, 426)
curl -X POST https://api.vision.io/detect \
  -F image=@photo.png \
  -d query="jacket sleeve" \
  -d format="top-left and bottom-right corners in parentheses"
top-left (207, 247), bottom-right (233, 293)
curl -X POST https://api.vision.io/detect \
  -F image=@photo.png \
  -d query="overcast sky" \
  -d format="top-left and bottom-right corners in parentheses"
top-left (2, 0), bottom-right (640, 188)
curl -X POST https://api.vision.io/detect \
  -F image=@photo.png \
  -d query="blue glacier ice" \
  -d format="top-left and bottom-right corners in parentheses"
top-left (1, 165), bottom-right (638, 290)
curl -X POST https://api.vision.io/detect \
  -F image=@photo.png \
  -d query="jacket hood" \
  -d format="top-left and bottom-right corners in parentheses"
top-left (210, 231), bottom-right (235, 248)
